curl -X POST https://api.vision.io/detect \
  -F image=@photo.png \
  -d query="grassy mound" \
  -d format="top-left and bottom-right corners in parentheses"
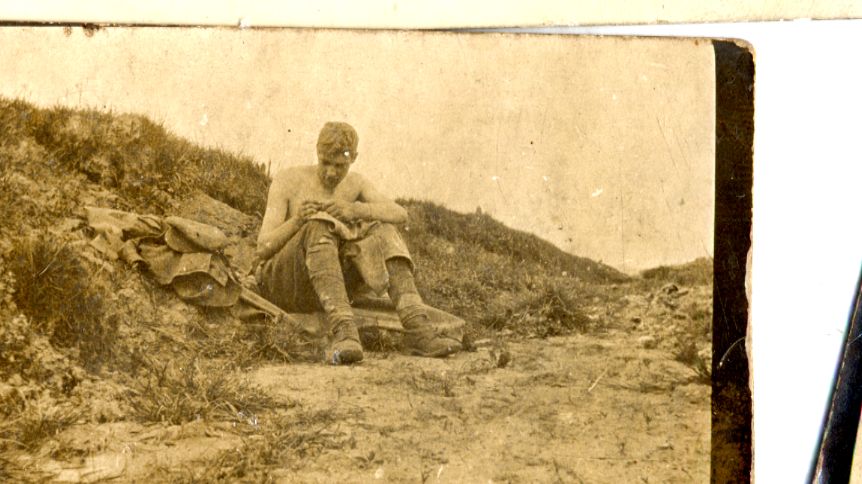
top-left (641, 257), bottom-right (713, 286)
top-left (400, 199), bottom-right (628, 284)
top-left (398, 199), bottom-right (626, 335)
top-left (7, 236), bottom-right (117, 372)
top-left (0, 96), bottom-right (624, 341)
top-left (0, 97), bottom-right (270, 217)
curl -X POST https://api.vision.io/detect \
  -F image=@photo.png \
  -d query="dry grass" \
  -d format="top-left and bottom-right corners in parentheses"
top-left (641, 257), bottom-right (713, 287)
top-left (185, 312), bottom-right (324, 368)
top-left (0, 379), bottom-right (82, 454)
top-left (358, 325), bottom-right (404, 353)
top-left (7, 235), bottom-right (116, 371)
top-left (482, 284), bottom-right (592, 338)
top-left (0, 402), bottom-right (81, 453)
top-left (397, 199), bottom-right (619, 340)
top-left (149, 407), bottom-right (350, 482)
top-left (672, 290), bottom-right (712, 383)
top-left (674, 341), bottom-right (711, 384)
top-left (410, 369), bottom-right (458, 398)
top-left (239, 315), bottom-right (324, 364)
top-left (125, 356), bottom-right (282, 425)
top-left (400, 199), bottom-right (629, 284)
top-left (0, 155), bottom-right (15, 232)
top-left (0, 453), bottom-right (51, 483)
top-left (0, 96), bottom-right (270, 216)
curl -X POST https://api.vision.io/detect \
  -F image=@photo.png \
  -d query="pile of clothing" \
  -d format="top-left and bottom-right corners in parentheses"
top-left (86, 206), bottom-right (243, 308)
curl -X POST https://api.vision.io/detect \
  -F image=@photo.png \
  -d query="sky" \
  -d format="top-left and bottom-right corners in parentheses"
top-left (0, 27), bottom-right (715, 273)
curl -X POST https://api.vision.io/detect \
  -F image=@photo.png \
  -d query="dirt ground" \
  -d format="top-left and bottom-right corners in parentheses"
top-left (17, 325), bottom-right (708, 483)
top-left (250, 333), bottom-right (709, 483)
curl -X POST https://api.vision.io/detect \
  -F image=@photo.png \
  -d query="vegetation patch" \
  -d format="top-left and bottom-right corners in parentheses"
top-left (401, 199), bottom-right (629, 284)
top-left (150, 407), bottom-right (350, 482)
top-left (641, 257), bottom-right (713, 287)
top-left (7, 235), bottom-right (116, 372)
top-left (0, 97), bottom-right (270, 216)
top-left (483, 285), bottom-right (592, 338)
top-left (125, 356), bottom-right (282, 425)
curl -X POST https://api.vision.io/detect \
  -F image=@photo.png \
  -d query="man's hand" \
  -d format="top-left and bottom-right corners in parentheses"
top-left (321, 199), bottom-right (363, 223)
top-left (299, 200), bottom-right (324, 221)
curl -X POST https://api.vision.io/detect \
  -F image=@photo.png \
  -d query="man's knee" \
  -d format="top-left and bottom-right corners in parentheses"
top-left (302, 220), bottom-right (338, 250)
top-left (368, 223), bottom-right (413, 269)
top-left (302, 220), bottom-right (342, 275)
top-left (368, 222), bottom-right (399, 238)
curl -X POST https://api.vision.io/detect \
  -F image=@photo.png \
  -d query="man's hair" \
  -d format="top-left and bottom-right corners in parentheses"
top-left (317, 122), bottom-right (358, 160)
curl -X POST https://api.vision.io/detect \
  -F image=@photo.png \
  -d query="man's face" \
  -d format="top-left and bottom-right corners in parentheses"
top-left (317, 151), bottom-right (353, 189)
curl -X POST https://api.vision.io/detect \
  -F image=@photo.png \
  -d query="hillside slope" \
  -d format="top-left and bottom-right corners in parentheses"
top-left (0, 96), bottom-right (628, 333)
top-left (0, 98), bottom-right (711, 482)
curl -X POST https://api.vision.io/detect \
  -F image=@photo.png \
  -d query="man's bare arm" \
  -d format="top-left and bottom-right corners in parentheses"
top-left (354, 175), bottom-right (408, 223)
top-left (256, 176), bottom-right (305, 261)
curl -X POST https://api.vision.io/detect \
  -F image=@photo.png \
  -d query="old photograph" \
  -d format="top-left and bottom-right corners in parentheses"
top-left (0, 27), bottom-right (716, 481)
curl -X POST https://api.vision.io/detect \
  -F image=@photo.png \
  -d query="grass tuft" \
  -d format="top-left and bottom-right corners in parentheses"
top-left (125, 356), bottom-right (281, 425)
top-left (0, 384), bottom-right (82, 453)
top-left (7, 235), bottom-right (116, 371)
top-left (483, 284), bottom-right (591, 338)
top-left (239, 315), bottom-right (324, 364)
top-left (148, 407), bottom-right (349, 482)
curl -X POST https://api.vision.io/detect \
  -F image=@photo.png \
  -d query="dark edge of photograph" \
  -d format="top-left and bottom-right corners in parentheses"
top-left (712, 39), bottom-right (754, 483)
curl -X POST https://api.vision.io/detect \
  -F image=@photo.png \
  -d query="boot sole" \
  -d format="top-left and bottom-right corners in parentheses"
top-left (407, 343), bottom-right (462, 358)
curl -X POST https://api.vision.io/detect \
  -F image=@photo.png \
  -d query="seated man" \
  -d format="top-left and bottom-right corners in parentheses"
top-left (255, 121), bottom-right (461, 364)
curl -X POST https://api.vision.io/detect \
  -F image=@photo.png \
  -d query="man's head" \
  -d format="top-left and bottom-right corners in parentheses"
top-left (316, 122), bottom-right (358, 189)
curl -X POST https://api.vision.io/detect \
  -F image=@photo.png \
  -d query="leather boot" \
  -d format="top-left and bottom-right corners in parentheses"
top-left (386, 258), bottom-right (461, 357)
top-left (305, 222), bottom-right (363, 364)
top-left (398, 302), bottom-right (462, 357)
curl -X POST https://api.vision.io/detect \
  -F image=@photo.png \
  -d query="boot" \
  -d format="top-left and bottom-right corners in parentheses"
top-left (386, 258), bottom-right (461, 357)
top-left (327, 317), bottom-right (364, 365)
top-left (399, 303), bottom-right (462, 357)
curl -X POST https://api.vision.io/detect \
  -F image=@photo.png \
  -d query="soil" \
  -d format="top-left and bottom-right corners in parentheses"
top-left (13, 327), bottom-right (708, 483)
top-left (249, 334), bottom-right (709, 483)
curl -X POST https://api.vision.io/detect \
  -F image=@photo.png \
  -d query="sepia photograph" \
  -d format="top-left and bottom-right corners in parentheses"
top-left (0, 27), bottom-right (723, 482)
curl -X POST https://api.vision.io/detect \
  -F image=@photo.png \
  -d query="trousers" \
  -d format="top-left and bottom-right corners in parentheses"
top-left (257, 219), bottom-right (413, 314)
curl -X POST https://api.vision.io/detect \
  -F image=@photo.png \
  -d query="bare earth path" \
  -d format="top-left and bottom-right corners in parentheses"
top-left (30, 329), bottom-right (708, 483)
top-left (247, 330), bottom-right (709, 483)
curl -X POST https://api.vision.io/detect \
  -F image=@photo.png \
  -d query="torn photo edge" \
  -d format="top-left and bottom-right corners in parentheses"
top-left (712, 39), bottom-right (753, 483)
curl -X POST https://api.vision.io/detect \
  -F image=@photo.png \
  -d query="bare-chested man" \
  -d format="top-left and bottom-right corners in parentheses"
top-left (256, 122), bottom-right (461, 364)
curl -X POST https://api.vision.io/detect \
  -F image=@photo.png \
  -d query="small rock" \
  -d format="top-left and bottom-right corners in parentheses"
top-left (638, 335), bottom-right (658, 349)
top-left (496, 350), bottom-right (511, 368)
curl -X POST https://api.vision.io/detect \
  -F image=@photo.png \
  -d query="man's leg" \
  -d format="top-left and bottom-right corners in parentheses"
top-left (303, 220), bottom-right (363, 364)
top-left (386, 257), bottom-right (462, 357)
top-left (357, 222), bottom-right (461, 357)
